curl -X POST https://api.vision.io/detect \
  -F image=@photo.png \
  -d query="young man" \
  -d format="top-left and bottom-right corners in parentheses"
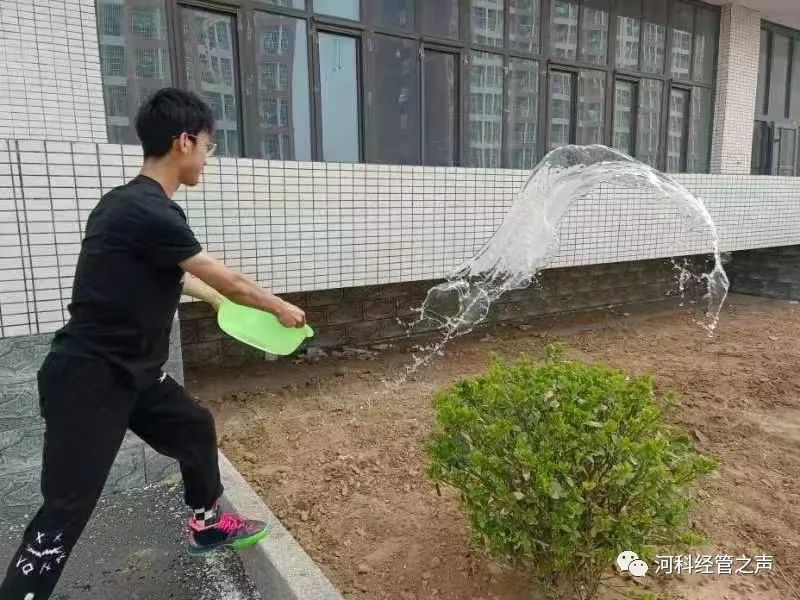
top-left (0, 88), bottom-right (306, 600)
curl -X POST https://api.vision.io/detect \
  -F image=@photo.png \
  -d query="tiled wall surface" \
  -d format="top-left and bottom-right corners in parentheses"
top-left (0, 316), bottom-right (182, 519)
top-left (2, 139), bottom-right (800, 339)
top-left (0, 0), bottom-right (107, 142)
top-left (710, 4), bottom-right (761, 174)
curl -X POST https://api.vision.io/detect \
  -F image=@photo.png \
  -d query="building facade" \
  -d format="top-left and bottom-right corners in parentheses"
top-left (2, 0), bottom-right (800, 512)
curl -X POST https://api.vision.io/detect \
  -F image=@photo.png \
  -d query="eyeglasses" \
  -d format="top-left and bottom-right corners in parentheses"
top-left (175, 133), bottom-right (217, 157)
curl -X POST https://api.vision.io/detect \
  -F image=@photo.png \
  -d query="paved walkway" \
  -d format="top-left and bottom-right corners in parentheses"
top-left (0, 478), bottom-right (261, 600)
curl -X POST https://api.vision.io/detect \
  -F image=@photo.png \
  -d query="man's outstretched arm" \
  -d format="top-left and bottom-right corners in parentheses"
top-left (180, 251), bottom-right (306, 327)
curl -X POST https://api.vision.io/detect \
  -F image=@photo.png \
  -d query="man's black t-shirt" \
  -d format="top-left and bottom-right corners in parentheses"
top-left (52, 175), bottom-right (202, 389)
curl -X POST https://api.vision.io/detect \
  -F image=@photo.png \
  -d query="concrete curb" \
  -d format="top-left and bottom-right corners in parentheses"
top-left (217, 451), bottom-right (343, 600)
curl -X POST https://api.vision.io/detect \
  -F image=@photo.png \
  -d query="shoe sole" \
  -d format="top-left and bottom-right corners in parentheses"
top-left (187, 524), bottom-right (270, 556)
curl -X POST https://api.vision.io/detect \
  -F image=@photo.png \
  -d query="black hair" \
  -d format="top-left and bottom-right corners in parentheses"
top-left (134, 88), bottom-right (216, 158)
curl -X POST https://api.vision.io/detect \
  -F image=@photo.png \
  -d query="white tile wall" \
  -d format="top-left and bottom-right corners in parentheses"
top-left (710, 4), bottom-right (761, 174)
top-left (1, 141), bottom-right (799, 338)
top-left (0, 0), bottom-right (106, 142)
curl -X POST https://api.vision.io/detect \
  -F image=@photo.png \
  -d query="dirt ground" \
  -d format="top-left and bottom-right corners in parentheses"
top-left (189, 294), bottom-right (800, 600)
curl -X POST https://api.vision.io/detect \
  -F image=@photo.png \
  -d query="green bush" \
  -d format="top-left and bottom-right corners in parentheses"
top-left (426, 344), bottom-right (716, 599)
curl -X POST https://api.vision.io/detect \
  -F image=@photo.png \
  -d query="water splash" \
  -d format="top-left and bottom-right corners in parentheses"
top-left (406, 145), bottom-right (729, 375)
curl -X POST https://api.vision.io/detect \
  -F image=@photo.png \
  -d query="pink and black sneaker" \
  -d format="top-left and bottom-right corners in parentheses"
top-left (188, 510), bottom-right (270, 555)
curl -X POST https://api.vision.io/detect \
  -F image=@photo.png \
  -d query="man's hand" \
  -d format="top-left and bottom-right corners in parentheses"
top-left (276, 301), bottom-right (306, 328)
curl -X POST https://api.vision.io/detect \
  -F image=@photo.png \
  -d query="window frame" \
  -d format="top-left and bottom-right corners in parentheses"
top-left (97, 0), bottom-right (719, 171)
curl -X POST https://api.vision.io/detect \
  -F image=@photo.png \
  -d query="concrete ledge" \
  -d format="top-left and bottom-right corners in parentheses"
top-left (217, 451), bottom-right (343, 600)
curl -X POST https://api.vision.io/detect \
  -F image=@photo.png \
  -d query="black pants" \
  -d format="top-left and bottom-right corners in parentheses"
top-left (0, 352), bottom-right (223, 600)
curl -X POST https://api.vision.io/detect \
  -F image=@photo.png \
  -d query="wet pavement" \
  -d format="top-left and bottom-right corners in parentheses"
top-left (0, 478), bottom-right (261, 600)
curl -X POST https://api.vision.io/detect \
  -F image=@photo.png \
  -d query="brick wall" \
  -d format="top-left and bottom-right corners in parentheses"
top-left (728, 245), bottom-right (800, 300)
top-left (179, 257), bottom-right (704, 368)
top-left (0, 0), bottom-right (107, 142)
top-left (710, 4), bottom-right (761, 174)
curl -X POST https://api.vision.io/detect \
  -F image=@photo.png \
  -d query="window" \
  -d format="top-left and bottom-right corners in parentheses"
top-left (263, 27), bottom-right (281, 55)
top-left (693, 8), bottom-right (717, 83)
top-left (580, 0), bottom-right (609, 65)
top-left (96, 0), bottom-right (717, 171)
top-left (364, 0), bottom-right (414, 29)
top-left (469, 52), bottom-right (504, 167)
top-left (688, 87), bottom-right (711, 172)
top-left (182, 9), bottom-right (240, 157)
top-left (509, 0), bottom-right (539, 53)
top-left (105, 85), bottom-right (128, 117)
top-left (507, 58), bottom-right (538, 168)
top-left (319, 33), bottom-right (360, 161)
top-left (671, 1), bottom-right (693, 81)
top-left (577, 70), bottom-right (606, 144)
top-left (101, 45), bottom-right (125, 77)
top-left (751, 121), bottom-right (770, 174)
top-left (551, 0), bottom-right (578, 59)
top-left (637, 78), bottom-right (662, 167)
top-left (131, 6), bottom-right (165, 39)
top-left (315, 0), bottom-right (359, 20)
top-left (424, 50), bottom-right (457, 166)
top-left (97, 0), bottom-right (172, 145)
top-left (752, 23), bottom-right (800, 175)
top-left (549, 70), bottom-right (573, 149)
top-left (98, 2), bottom-right (122, 36)
top-left (667, 88), bottom-right (688, 172)
top-left (135, 48), bottom-right (167, 79)
top-left (615, 0), bottom-right (640, 70)
top-left (254, 12), bottom-right (311, 160)
top-left (263, 0), bottom-right (304, 8)
top-left (221, 58), bottom-right (233, 87)
top-left (472, 0), bottom-right (504, 48)
top-left (613, 80), bottom-right (635, 155)
top-left (642, 0), bottom-right (666, 74)
top-left (423, 0), bottom-right (459, 38)
top-left (370, 36), bottom-right (420, 164)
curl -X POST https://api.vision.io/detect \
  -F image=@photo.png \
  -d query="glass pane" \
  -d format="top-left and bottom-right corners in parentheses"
top-left (580, 0), bottom-right (608, 65)
top-left (98, 2), bottom-right (123, 36)
top-left (262, 0), bottom-right (304, 8)
top-left (182, 9), bottom-right (240, 157)
top-left (364, 0), bottom-right (414, 29)
top-left (792, 41), bottom-right (800, 120)
top-left (468, 52), bottom-right (504, 167)
top-left (687, 87), bottom-right (711, 172)
top-left (508, 0), bottom-right (539, 53)
top-left (577, 70), bottom-right (605, 144)
top-left (641, 0), bottom-right (666, 74)
top-left (671, 1), bottom-right (693, 80)
top-left (472, 0), bottom-right (504, 48)
top-left (615, 0), bottom-right (640, 70)
top-left (769, 34), bottom-right (790, 117)
top-left (318, 33), bottom-right (360, 162)
top-left (777, 128), bottom-right (796, 176)
top-left (751, 121), bottom-right (769, 174)
top-left (549, 70), bottom-right (573, 150)
top-left (756, 29), bottom-right (769, 116)
top-left (422, 0), bottom-right (459, 38)
top-left (254, 12), bottom-right (311, 161)
top-left (98, 0), bottom-right (172, 145)
top-left (371, 36), bottom-right (420, 164)
top-left (551, 0), bottom-right (578, 59)
top-left (613, 80), bottom-right (634, 155)
top-left (507, 58), bottom-right (539, 169)
top-left (424, 51), bottom-right (457, 166)
top-left (667, 88), bottom-right (688, 172)
top-left (693, 8), bottom-right (717, 83)
top-left (314, 0), bottom-right (359, 21)
top-left (636, 78), bottom-right (662, 167)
